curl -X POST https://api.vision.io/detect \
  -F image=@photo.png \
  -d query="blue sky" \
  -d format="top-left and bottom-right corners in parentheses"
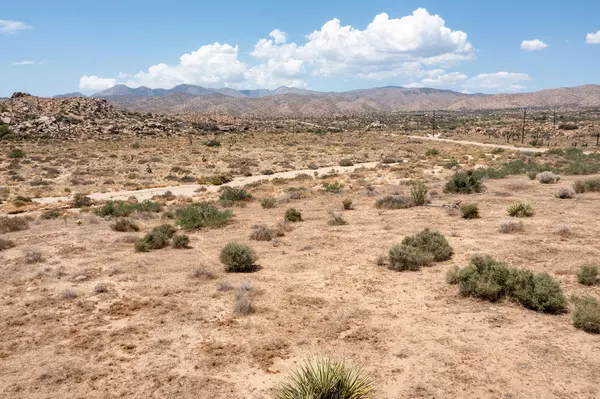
top-left (1, 0), bottom-right (599, 97)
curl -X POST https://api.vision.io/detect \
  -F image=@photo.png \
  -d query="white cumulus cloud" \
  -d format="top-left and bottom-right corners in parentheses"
top-left (79, 75), bottom-right (117, 91)
top-left (269, 29), bottom-right (287, 44)
top-left (463, 72), bottom-right (531, 92)
top-left (0, 19), bottom-right (31, 34)
top-left (586, 30), bottom-right (600, 44)
top-left (13, 60), bottom-right (34, 65)
top-left (520, 39), bottom-right (548, 51)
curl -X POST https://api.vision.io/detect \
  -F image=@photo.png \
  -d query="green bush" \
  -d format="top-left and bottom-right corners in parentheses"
top-left (135, 230), bottom-right (170, 252)
top-left (197, 174), bottom-right (233, 185)
top-left (152, 224), bottom-right (177, 239)
top-left (425, 148), bottom-right (440, 156)
top-left (219, 187), bottom-right (252, 202)
top-left (40, 209), bottom-right (61, 220)
top-left (175, 202), bottom-right (233, 230)
top-left (573, 296), bottom-right (600, 334)
top-left (204, 139), bottom-right (221, 147)
top-left (0, 238), bottom-right (15, 251)
top-left (460, 203), bottom-right (480, 219)
top-left (323, 181), bottom-right (344, 193)
top-left (444, 171), bottom-right (484, 194)
top-left (374, 195), bottom-right (414, 209)
top-left (276, 357), bottom-right (373, 399)
top-left (172, 234), bottom-right (191, 249)
top-left (220, 242), bottom-right (257, 272)
top-left (95, 200), bottom-right (161, 217)
top-left (0, 123), bottom-right (13, 139)
top-left (451, 255), bottom-right (566, 314)
top-left (401, 228), bottom-right (453, 262)
top-left (388, 244), bottom-right (434, 271)
top-left (410, 181), bottom-right (429, 206)
top-left (111, 218), bottom-right (140, 232)
top-left (573, 178), bottom-right (600, 193)
top-left (285, 208), bottom-right (302, 222)
top-left (0, 216), bottom-right (29, 234)
top-left (339, 159), bottom-right (354, 167)
top-left (507, 202), bottom-right (533, 218)
top-left (261, 197), bottom-right (277, 209)
top-left (9, 148), bottom-right (24, 158)
top-left (577, 265), bottom-right (598, 286)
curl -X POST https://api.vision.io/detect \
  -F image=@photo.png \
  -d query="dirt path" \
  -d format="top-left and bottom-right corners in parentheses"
top-left (407, 135), bottom-right (548, 153)
top-left (34, 161), bottom-right (385, 205)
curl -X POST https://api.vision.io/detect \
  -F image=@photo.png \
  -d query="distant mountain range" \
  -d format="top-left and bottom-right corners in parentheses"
top-left (52, 84), bottom-right (600, 117)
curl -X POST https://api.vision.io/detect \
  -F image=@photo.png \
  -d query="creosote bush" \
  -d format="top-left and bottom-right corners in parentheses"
top-left (219, 187), bottom-right (252, 202)
top-left (261, 197), bottom-right (277, 209)
top-left (339, 159), bottom-right (354, 167)
top-left (507, 202), bottom-right (533, 218)
top-left (536, 171), bottom-right (560, 184)
top-left (220, 242), bottom-right (257, 272)
top-left (95, 200), bottom-right (161, 217)
top-left (111, 218), bottom-right (140, 232)
top-left (401, 228), bottom-right (453, 262)
top-left (284, 208), bottom-right (302, 222)
top-left (573, 296), bottom-right (600, 334)
top-left (577, 265), bottom-right (598, 286)
top-left (134, 224), bottom-right (176, 252)
top-left (176, 202), bottom-right (233, 230)
top-left (573, 178), bottom-right (600, 194)
top-left (374, 195), bottom-right (414, 209)
top-left (323, 181), bottom-right (344, 193)
top-left (449, 255), bottom-right (566, 314)
top-left (276, 357), bottom-right (373, 399)
top-left (0, 216), bottom-right (29, 234)
top-left (460, 203), bottom-right (480, 219)
top-left (444, 171), bottom-right (484, 194)
top-left (172, 234), bottom-right (191, 249)
top-left (410, 181), bottom-right (429, 206)
top-left (388, 244), bottom-right (434, 271)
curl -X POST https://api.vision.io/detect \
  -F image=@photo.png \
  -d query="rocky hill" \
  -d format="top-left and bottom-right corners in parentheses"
top-left (90, 84), bottom-right (600, 118)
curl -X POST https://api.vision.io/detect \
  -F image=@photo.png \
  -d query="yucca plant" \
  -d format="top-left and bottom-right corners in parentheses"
top-left (276, 357), bottom-right (373, 399)
top-left (507, 202), bottom-right (533, 218)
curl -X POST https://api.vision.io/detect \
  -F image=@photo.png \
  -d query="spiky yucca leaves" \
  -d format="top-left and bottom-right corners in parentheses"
top-left (276, 357), bottom-right (373, 399)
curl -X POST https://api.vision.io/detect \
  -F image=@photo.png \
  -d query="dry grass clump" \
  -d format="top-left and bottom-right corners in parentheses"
top-left (339, 158), bottom-right (354, 167)
top-left (276, 357), bottom-right (373, 399)
top-left (499, 220), bottom-right (524, 234)
top-left (261, 197), bottom-right (277, 209)
top-left (250, 225), bottom-right (274, 241)
top-left (375, 195), bottom-right (414, 209)
top-left (234, 288), bottom-right (254, 315)
top-left (327, 212), bottom-right (348, 226)
top-left (24, 250), bottom-right (44, 264)
top-left (536, 171), bottom-right (560, 184)
top-left (460, 203), bottom-right (480, 219)
top-left (573, 178), bottom-right (600, 193)
top-left (111, 218), bottom-right (140, 232)
top-left (0, 238), bottom-right (16, 251)
top-left (0, 216), bottom-right (29, 234)
top-left (573, 296), bottom-right (600, 334)
top-left (555, 187), bottom-right (575, 199)
top-left (342, 198), bottom-right (353, 210)
top-left (448, 255), bottom-right (565, 314)
top-left (410, 181), bottom-right (429, 206)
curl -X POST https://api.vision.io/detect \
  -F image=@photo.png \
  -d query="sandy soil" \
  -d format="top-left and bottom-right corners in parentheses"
top-left (1, 160), bottom-right (600, 398)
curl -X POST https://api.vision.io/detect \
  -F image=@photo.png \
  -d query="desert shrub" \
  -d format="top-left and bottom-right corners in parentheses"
top-left (220, 242), bottom-right (257, 272)
top-left (452, 255), bottom-right (565, 313)
top-left (526, 171), bottom-right (538, 180)
top-left (327, 212), bottom-right (348, 226)
top-left (573, 296), bottom-right (600, 334)
top-left (175, 202), bottom-right (232, 230)
top-left (577, 265), bottom-right (598, 286)
top-left (410, 181), bottom-right (429, 205)
top-left (95, 200), bottom-right (160, 217)
top-left (204, 139), bottom-right (221, 147)
top-left (339, 159), bottom-right (354, 167)
top-left (425, 148), bottom-right (440, 156)
top-left (0, 216), bottom-right (29, 234)
top-left (219, 187), bottom-right (252, 202)
top-left (276, 357), bottom-right (373, 399)
top-left (24, 250), bottom-right (44, 264)
top-left (285, 208), bottom-right (302, 222)
top-left (261, 197), bottom-right (277, 209)
top-left (40, 209), bottom-right (61, 220)
top-left (444, 158), bottom-right (460, 169)
top-left (573, 178), bottom-right (600, 193)
top-left (445, 265), bottom-right (460, 284)
top-left (0, 123), bottom-right (13, 139)
top-left (0, 238), bottom-right (15, 251)
top-left (555, 187), bottom-right (575, 199)
top-left (536, 171), bottom-right (560, 184)
top-left (111, 218), bottom-right (140, 232)
top-left (388, 244), bottom-right (434, 271)
top-left (250, 225), bottom-right (273, 241)
top-left (234, 289), bottom-right (254, 315)
top-left (401, 228), bottom-right (453, 262)
top-left (197, 174), bottom-right (233, 185)
top-left (558, 123), bottom-right (578, 130)
top-left (499, 220), bottom-right (524, 234)
top-left (444, 171), bottom-right (484, 194)
top-left (94, 283), bottom-right (108, 293)
top-left (460, 203), bottom-right (480, 219)
top-left (507, 202), bottom-right (533, 218)
top-left (342, 198), bottom-right (353, 210)
top-left (72, 193), bottom-right (93, 208)
top-left (13, 195), bottom-right (32, 206)
top-left (152, 224), bottom-right (177, 238)
top-left (323, 181), bottom-right (344, 193)
top-left (374, 195), bottom-right (414, 209)
top-left (9, 148), bottom-right (24, 158)
top-left (134, 229), bottom-right (170, 252)
top-left (172, 234), bottom-right (191, 249)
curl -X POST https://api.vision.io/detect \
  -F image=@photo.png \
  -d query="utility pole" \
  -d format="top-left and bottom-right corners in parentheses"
top-left (521, 108), bottom-right (527, 144)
